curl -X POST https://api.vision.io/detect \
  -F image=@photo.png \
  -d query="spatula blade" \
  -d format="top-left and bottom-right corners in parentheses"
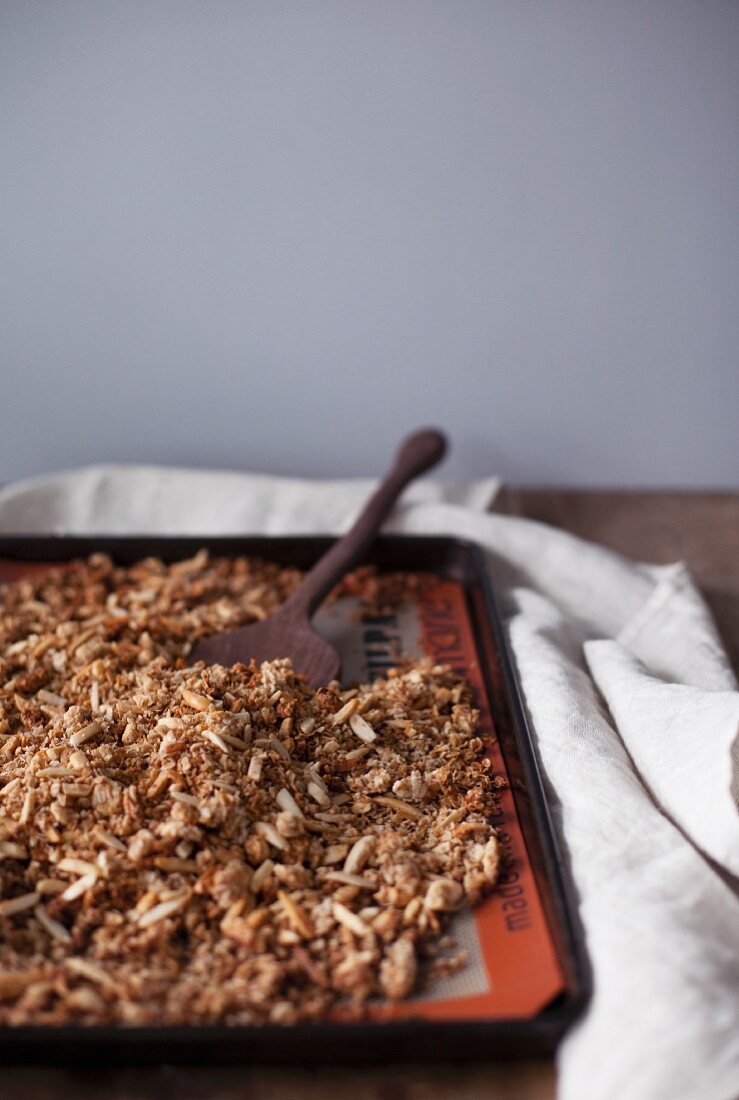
top-left (190, 613), bottom-right (340, 688)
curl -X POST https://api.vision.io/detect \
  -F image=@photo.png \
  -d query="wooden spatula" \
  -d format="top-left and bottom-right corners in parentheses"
top-left (190, 428), bottom-right (447, 685)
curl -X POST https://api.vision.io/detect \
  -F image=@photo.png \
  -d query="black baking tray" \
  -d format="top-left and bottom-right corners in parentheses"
top-left (0, 533), bottom-right (590, 1064)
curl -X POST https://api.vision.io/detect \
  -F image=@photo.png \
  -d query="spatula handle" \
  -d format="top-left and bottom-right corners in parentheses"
top-left (284, 428), bottom-right (447, 619)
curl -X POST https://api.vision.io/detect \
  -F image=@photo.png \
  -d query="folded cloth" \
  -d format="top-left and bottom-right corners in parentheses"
top-left (1, 465), bottom-right (737, 1100)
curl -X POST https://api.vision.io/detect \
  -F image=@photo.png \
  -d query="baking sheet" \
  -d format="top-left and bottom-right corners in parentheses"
top-left (0, 536), bottom-right (588, 1061)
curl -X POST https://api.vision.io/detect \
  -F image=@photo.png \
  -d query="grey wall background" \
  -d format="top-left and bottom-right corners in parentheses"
top-left (1, 1), bottom-right (737, 486)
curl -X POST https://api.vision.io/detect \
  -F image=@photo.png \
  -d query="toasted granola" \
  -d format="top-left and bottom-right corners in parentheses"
top-left (0, 552), bottom-right (500, 1026)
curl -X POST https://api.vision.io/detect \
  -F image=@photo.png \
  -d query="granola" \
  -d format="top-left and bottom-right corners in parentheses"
top-left (0, 552), bottom-right (500, 1026)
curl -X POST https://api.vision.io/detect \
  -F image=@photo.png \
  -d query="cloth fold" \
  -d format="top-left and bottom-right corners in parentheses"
top-left (0, 464), bottom-right (502, 534)
top-left (1, 465), bottom-right (737, 1100)
top-left (585, 638), bottom-right (739, 878)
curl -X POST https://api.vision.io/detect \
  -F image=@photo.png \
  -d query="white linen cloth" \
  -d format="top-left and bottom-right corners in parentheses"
top-left (1, 465), bottom-right (737, 1100)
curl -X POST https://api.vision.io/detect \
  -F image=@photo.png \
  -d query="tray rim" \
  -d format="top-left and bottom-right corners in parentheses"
top-left (0, 531), bottom-right (591, 1062)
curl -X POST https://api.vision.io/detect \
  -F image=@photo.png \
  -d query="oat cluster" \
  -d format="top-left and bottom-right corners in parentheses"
top-left (0, 552), bottom-right (500, 1026)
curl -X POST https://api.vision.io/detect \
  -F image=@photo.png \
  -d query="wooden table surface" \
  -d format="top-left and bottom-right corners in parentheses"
top-left (6, 490), bottom-right (737, 1100)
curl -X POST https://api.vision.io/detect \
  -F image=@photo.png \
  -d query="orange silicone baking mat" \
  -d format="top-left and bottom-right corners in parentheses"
top-left (317, 576), bottom-right (565, 1021)
top-left (0, 556), bottom-right (565, 1024)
